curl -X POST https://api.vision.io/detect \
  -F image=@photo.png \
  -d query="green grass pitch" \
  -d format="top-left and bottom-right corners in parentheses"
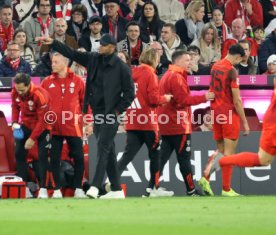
top-left (1, 197), bottom-right (276, 235)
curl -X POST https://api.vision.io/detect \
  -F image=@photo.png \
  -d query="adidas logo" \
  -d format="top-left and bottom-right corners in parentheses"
top-left (49, 83), bottom-right (55, 88)
top-left (128, 98), bottom-right (141, 109)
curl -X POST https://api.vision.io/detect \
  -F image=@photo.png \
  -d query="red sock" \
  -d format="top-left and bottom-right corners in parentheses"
top-left (221, 165), bottom-right (232, 191)
top-left (219, 152), bottom-right (261, 191)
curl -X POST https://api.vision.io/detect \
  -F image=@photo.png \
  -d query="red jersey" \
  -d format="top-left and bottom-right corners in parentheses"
top-left (158, 64), bottom-right (206, 135)
top-left (11, 82), bottom-right (50, 141)
top-left (210, 58), bottom-right (239, 115)
top-left (125, 64), bottom-right (166, 131)
top-left (263, 84), bottom-right (276, 129)
top-left (41, 69), bottom-right (85, 137)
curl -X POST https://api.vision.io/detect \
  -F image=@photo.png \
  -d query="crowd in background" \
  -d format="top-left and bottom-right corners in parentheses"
top-left (0, 0), bottom-right (275, 78)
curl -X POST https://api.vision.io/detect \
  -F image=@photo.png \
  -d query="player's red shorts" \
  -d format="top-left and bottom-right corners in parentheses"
top-left (260, 125), bottom-right (276, 156)
top-left (213, 111), bottom-right (240, 140)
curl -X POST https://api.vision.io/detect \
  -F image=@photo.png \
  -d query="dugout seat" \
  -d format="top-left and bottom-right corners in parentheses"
top-left (0, 111), bottom-right (16, 175)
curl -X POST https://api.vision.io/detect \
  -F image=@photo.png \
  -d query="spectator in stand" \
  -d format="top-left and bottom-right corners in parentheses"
top-left (175, 0), bottom-right (205, 46)
top-left (258, 26), bottom-right (276, 74)
top-left (139, 1), bottom-right (164, 43)
top-left (236, 39), bottom-right (257, 75)
top-left (117, 21), bottom-right (148, 66)
top-left (70, 47), bottom-right (88, 79)
top-left (50, 0), bottom-right (81, 20)
top-left (131, 0), bottom-right (151, 21)
top-left (152, 0), bottom-right (185, 24)
top-left (191, 22), bottom-right (221, 66)
top-left (32, 51), bottom-right (52, 76)
top-left (117, 50), bottom-right (131, 67)
top-left (82, 0), bottom-right (105, 18)
top-left (222, 18), bottom-right (254, 58)
top-left (79, 15), bottom-right (102, 52)
top-left (118, 0), bottom-right (138, 21)
top-left (66, 4), bottom-right (89, 42)
top-left (13, 28), bottom-right (37, 70)
top-left (187, 45), bottom-right (211, 75)
top-left (224, 0), bottom-right (263, 29)
top-left (12, 0), bottom-right (37, 28)
top-left (150, 41), bottom-right (170, 77)
top-left (0, 4), bottom-right (20, 53)
top-left (260, 0), bottom-right (276, 28)
top-left (160, 23), bottom-right (187, 63)
top-left (194, 107), bottom-right (213, 132)
top-left (0, 41), bottom-right (32, 77)
top-left (202, 0), bottom-right (217, 23)
top-left (40, 18), bottom-right (78, 56)
top-left (24, 0), bottom-right (55, 58)
top-left (211, 7), bottom-right (231, 45)
top-left (250, 26), bottom-right (265, 66)
top-left (262, 54), bottom-right (276, 75)
top-left (101, 0), bottom-right (128, 42)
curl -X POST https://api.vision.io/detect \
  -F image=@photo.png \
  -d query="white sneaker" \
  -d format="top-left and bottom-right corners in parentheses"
top-left (104, 182), bottom-right (111, 193)
top-left (74, 188), bottom-right (88, 198)
top-left (52, 189), bottom-right (63, 199)
top-left (148, 187), bottom-right (174, 197)
top-left (86, 186), bottom-right (99, 199)
top-left (99, 190), bottom-right (125, 199)
top-left (26, 187), bottom-right (33, 198)
top-left (37, 188), bottom-right (48, 199)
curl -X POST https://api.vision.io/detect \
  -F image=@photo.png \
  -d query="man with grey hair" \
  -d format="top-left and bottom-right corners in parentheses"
top-left (222, 18), bottom-right (254, 58)
top-left (40, 52), bottom-right (92, 199)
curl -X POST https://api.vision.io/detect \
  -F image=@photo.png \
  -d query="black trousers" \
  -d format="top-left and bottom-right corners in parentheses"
top-left (50, 135), bottom-right (84, 189)
top-left (118, 130), bottom-right (160, 189)
top-left (160, 134), bottom-right (195, 192)
top-left (91, 121), bottom-right (121, 191)
top-left (15, 125), bottom-right (50, 188)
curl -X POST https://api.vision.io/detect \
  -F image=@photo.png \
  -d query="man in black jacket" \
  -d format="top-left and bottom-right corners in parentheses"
top-left (37, 33), bottom-right (135, 199)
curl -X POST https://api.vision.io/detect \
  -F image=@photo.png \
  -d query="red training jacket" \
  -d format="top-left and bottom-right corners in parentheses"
top-left (41, 69), bottom-right (85, 137)
top-left (158, 64), bottom-right (206, 135)
top-left (125, 64), bottom-right (167, 131)
top-left (11, 82), bottom-right (50, 141)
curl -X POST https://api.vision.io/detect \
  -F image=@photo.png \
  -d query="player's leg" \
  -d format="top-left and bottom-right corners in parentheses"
top-left (172, 134), bottom-right (199, 196)
top-left (117, 131), bottom-right (144, 176)
top-left (159, 135), bottom-right (174, 174)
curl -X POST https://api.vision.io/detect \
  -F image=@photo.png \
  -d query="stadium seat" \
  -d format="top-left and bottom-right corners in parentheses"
top-left (192, 108), bottom-right (205, 130)
top-left (241, 108), bottom-right (262, 131)
top-left (0, 111), bottom-right (16, 175)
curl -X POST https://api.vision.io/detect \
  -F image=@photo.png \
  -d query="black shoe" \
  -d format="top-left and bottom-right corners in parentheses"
top-left (187, 189), bottom-right (204, 196)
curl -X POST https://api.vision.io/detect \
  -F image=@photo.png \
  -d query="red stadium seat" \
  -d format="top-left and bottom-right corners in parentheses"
top-left (241, 108), bottom-right (262, 131)
top-left (0, 111), bottom-right (16, 175)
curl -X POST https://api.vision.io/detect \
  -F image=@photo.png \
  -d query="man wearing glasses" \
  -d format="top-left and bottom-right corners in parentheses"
top-left (102, 0), bottom-right (127, 42)
top-left (0, 41), bottom-right (32, 76)
top-left (24, 0), bottom-right (55, 57)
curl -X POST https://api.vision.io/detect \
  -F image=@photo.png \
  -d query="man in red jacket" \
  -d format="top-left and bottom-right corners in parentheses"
top-left (158, 50), bottom-right (215, 196)
top-left (41, 52), bottom-right (92, 199)
top-left (224, 0), bottom-right (263, 28)
top-left (116, 48), bottom-right (173, 197)
top-left (12, 73), bottom-right (51, 197)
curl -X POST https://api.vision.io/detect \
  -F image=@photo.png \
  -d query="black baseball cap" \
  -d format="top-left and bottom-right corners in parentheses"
top-left (88, 15), bottom-right (102, 24)
top-left (100, 34), bottom-right (117, 46)
top-left (103, 0), bottom-right (120, 4)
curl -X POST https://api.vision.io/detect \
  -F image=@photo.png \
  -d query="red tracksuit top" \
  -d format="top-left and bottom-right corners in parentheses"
top-left (158, 64), bottom-right (206, 135)
top-left (11, 82), bottom-right (50, 141)
top-left (125, 64), bottom-right (167, 131)
top-left (41, 69), bottom-right (85, 137)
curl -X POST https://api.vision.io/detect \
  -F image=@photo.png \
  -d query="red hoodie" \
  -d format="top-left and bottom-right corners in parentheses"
top-left (158, 64), bottom-right (207, 135)
top-left (11, 82), bottom-right (50, 141)
top-left (41, 69), bottom-right (85, 137)
top-left (125, 64), bottom-right (167, 131)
